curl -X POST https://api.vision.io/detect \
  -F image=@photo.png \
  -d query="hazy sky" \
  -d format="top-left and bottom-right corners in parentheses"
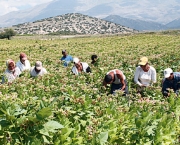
top-left (0, 0), bottom-right (53, 16)
top-left (0, 0), bottom-right (180, 24)
top-left (0, 0), bottom-right (118, 16)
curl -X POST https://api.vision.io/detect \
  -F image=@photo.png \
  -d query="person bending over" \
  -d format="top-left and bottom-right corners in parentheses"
top-left (162, 68), bottom-right (180, 97)
top-left (103, 69), bottom-right (128, 95)
top-left (72, 57), bottom-right (91, 75)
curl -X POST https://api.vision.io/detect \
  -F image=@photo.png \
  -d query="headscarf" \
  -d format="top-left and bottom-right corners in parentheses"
top-left (6, 59), bottom-right (15, 72)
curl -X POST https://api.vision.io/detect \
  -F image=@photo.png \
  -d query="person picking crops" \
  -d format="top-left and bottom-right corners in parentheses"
top-left (91, 54), bottom-right (99, 66)
top-left (102, 69), bottom-right (129, 95)
top-left (2, 59), bottom-right (21, 84)
top-left (134, 57), bottom-right (156, 92)
top-left (16, 52), bottom-right (31, 73)
top-left (30, 61), bottom-right (47, 77)
top-left (72, 57), bottom-right (91, 75)
top-left (162, 68), bottom-right (180, 97)
top-left (60, 50), bottom-right (73, 67)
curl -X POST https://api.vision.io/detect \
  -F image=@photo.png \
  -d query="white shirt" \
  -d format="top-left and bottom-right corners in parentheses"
top-left (72, 62), bottom-right (89, 75)
top-left (16, 60), bottom-right (31, 72)
top-left (3, 67), bottom-right (21, 83)
top-left (134, 66), bottom-right (156, 86)
top-left (30, 67), bottom-right (47, 77)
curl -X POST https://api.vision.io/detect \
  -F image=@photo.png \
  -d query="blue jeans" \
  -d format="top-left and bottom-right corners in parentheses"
top-left (110, 80), bottom-right (129, 95)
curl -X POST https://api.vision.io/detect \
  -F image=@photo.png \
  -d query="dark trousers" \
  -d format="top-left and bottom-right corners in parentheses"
top-left (110, 80), bottom-right (129, 95)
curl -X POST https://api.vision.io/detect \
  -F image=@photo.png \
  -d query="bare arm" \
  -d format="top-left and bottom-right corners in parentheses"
top-left (116, 70), bottom-right (126, 91)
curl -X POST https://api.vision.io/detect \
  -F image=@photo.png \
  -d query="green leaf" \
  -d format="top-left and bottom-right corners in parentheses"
top-left (39, 120), bottom-right (64, 137)
top-left (42, 135), bottom-right (50, 144)
top-left (43, 120), bottom-right (64, 132)
top-left (80, 120), bottom-right (86, 127)
top-left (145, 125), bottom-right (155, 136)
top-left (99, 131), bottom-right (108, 145)
top-left (14, 109), bottom-right (27, 116)
top-left (36, 107), bottom-right (52, 120)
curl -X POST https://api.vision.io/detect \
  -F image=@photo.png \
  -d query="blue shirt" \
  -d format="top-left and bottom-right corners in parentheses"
top-left (162, 72), bottom-right (180, 94)
top-left (60, 55), bottom-right (73, 67)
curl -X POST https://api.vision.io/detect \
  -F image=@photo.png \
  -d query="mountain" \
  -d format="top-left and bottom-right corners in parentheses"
top-left (0, 0), bottom-right (180, 29)
top-left (10, 13), bottom-right (138, 35)
top-left (103, 15), bottom-right (169, 31)
top-left (165, 18), bottom-right (180, 29)
top-left (0, 2), bottom-right (50, 28)
top-left (30, 0), bottom-right (82, 22)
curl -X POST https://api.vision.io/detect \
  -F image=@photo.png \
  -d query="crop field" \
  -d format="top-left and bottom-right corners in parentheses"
top-left (0, 32), bottom-right (180, 144)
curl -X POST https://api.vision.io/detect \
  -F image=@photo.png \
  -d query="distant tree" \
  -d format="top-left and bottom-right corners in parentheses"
top-left (0, 28), bottom-right (16, 40)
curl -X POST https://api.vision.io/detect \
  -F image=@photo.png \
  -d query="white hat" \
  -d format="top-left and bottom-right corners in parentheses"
top-left (164, 68), bottom-right (173, 78)
top-left (73, 57), bottom-right (79, 64)
top-left (35, 61), bottom-right (42, 70)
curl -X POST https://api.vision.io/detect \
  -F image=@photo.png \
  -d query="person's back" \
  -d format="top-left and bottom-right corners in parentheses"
top-left (106, 69), bottom-right (126, 84)
top-left (103, 69), bottom-right (128, 95)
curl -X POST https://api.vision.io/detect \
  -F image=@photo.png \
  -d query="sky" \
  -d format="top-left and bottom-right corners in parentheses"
top-left (0, 0), bottom-right (53, 16)
top-left (0, 0), bottom-right (180, 24)
top-left (0, 0), bottom-right (117, 16)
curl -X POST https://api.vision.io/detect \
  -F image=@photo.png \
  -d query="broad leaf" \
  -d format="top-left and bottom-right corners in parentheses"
top-left (36, 107), bottom-right (52, 120)
top-left (99, 131), bottom-right (108, 145)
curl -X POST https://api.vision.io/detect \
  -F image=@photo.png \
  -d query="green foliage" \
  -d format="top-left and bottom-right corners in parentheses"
top-left (0, 33), bottom-right (180, 144)
top-left (0, 28), bottom-right (16, 40)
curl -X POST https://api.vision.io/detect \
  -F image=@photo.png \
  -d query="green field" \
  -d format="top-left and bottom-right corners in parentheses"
top-left (0, 32), bottom-right (180, 144)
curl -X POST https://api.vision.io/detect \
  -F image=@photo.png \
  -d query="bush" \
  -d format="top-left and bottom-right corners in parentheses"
top-left (0, 28), bottom-right (16, 40)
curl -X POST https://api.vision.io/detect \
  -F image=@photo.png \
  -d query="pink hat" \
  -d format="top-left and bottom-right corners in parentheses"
top-left (6, 59), bottom-right (15, 67)
top-left (20, 52), bottom-right (27, 60)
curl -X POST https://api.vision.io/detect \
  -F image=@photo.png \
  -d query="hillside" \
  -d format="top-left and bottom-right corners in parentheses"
top-left (11, 13), bottom-right (138, 35)
top-left (166, 18), bottom-right (180, 29)
top-left (103, 15), bottom-right (168, 31)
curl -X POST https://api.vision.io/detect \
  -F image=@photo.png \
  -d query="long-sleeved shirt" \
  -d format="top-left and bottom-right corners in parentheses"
top-left (134, 66), bottom-right (156, 86)
top-left (16, 60), bottom-right (31, 72)
top-left (162, 72), bottom-right (180, 94)
top-left (2, 67), bottom-right (21, 83)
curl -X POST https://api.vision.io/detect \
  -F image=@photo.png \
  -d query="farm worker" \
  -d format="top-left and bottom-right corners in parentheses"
top-left (60, 50), bottom-right (73, 67)
top-left (1, 59), bottom-right (21, 84)
top-left (162, 68), bottom-right (180, 97)
top-left (72, 57), bottom-right (91, 75)
top-left (91, 54), bottom-right (99, 66)
top-left (134, 57), bottom-right (156, 92)
top-left (102, 69), bottom-right (129, 95)
top-left (30, 61), bottom-right (47, 77)
top-left (16, 52), bottom-right (31, 72)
